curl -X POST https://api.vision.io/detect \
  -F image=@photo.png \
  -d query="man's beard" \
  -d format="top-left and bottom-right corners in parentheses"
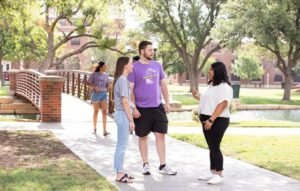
top-left (144, 54), bottom-right (153, 60)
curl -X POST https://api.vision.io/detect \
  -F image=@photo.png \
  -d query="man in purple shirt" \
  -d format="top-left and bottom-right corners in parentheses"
top-left (128, 41), bottom-right (177, 176)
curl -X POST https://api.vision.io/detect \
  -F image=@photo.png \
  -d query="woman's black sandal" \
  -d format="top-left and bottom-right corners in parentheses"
top-left (116, 174), bottom-right (133, 183)
top-left (125, 173), bottom-right (135, 179)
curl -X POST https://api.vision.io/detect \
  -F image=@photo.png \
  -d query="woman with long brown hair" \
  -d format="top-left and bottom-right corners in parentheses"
top-left (87, 61), bottom-right (110, 136)
top-left (113, 56), bottom-right (135, 183)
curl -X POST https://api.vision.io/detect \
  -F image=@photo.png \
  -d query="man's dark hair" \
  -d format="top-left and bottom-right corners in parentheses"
top-left (133, 56), bottom-right (140, 62)
top-left (138, 41), bottom-right (152, 54)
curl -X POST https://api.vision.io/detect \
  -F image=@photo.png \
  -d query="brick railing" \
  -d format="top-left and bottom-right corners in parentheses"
top-left (9, 70), bottom-right (65, 122)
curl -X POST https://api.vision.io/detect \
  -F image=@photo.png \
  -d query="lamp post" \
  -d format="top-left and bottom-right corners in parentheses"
top-left (91, 56), bottom-right (95, 64)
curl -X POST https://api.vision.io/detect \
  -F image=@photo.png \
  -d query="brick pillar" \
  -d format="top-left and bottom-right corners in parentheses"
top-left (39, 76), bottom-right (65, 122)
top-left (8, 70), bottom-right (17, 96)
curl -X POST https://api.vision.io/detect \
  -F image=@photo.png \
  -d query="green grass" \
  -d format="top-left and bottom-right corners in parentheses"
top-left (239, 88), bottom-right (300, 105)
top-left (0, 162), bottom-right (116, 191)
top-left (0, 86), bottom-right (8, 96)
top-left (0, 131), bottom-right (117, 191)
top-left (169, 120), bottom-right (300, 127)
top-left (171, 134), bottom-right (300, 180)
top-left (172, 94), bottom-right (198, 105)
top-left (170, 87), bottom-right (300, 105)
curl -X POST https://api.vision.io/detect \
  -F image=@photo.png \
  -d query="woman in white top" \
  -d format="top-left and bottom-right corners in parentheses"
top-left (192, 62), bottom-right (233, 185)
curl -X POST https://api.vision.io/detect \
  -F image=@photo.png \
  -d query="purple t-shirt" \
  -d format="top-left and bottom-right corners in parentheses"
top-left (87, 72), bottom-right (109, 92)
top-left (128, 60), bottom-right (165, 108)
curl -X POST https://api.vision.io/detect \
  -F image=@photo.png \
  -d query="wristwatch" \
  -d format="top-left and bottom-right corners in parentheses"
top-left (208, 119), bottom-right (214, 123)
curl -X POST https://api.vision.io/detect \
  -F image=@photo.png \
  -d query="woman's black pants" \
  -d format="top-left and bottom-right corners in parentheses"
top-left (200, 114), bottom-right (229, 171)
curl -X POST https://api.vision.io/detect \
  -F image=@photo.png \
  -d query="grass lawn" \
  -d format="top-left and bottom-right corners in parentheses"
top-left (169, 120), bottom-right (300, 128)
top-left (0, 86), bottom-right (9, 96)
top-left (240, 88), bottom-right (300, 105)
top-left (172, 94), bottom-right (198, 105)
top-left (171, 134), bottom-right (300, 180)
top-left (0, 131), bottom-right (117, 191)
top-left (169, 85), bottom-right (300, 105)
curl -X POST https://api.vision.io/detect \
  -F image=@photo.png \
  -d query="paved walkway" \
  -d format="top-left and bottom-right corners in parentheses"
top-left (0, 94), bottom-right (300, 191)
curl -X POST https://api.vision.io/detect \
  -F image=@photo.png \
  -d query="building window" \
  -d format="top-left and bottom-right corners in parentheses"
top-left (71, 38), bottom-right (80, 45)
top-left (274, 74), bottom-right (283, 82)
top-left (6, 64), bottom-right (9, 71)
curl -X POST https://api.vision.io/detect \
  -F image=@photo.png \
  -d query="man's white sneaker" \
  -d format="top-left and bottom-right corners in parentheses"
top-left (207, 174), bottom-right (224, 184)
top-left (143, 163), bottom-right (151, 175)
top-left (198, 172), bottom-right (214, 181)
top-left (159, 165), bottom-right (177, 175)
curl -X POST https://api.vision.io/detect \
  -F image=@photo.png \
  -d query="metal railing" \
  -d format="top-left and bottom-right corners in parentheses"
top-left (45, 70), bottom-right (93, 101)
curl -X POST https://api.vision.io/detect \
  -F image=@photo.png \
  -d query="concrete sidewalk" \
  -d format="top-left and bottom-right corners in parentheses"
top-left (0, 94), bottom-right (299, 191)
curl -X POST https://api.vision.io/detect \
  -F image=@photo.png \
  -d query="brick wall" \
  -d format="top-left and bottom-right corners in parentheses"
top-left (39, 76), bottom-right (65, 122)
top-left (8, 71), bottom-right (17, 96)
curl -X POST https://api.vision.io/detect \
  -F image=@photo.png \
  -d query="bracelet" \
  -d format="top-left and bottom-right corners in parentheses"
top-left (208, 119), bottom-right (214, 123)
top-left (129, 121), bottom-right (133, 122)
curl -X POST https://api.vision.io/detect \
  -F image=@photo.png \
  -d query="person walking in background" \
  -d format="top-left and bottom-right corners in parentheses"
top-left (133, 55), bottom-right (140, 63)
top-left (87, 61), bottom-right (110, 136)
top-left (128, 41), bottom-right (177, 176)
top-left (192, 61), bottom-right (233, 184)
top-left (113, 56), bottom-right (135, 183)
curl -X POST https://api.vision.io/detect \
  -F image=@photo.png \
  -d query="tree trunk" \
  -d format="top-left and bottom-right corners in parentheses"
top-left (179, 72), bottom-right (183, 86)
top-left (187, 67), bottom-right (199, 92)
top-left (283, 73), bottom-right (292, 101)
top-left (0, 50), bottom-right (4, 86)
top-left (40, 31), bottom-right (55, 72)
top-left (23, 60), bottom-right (31, 69)
top-left (20, 60), bottom-right (31, 69)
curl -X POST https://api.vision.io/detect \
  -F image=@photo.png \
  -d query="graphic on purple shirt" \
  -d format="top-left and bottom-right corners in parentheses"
top-left (128, 60), bottom-right (165, 108)
top-left (87, 72), bottom-right (109, 92)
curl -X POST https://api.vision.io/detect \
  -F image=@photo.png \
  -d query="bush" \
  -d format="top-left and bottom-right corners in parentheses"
top-left (192, 109), bottom-right (200, 122)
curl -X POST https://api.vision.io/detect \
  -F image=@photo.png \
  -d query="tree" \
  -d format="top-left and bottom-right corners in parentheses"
top-left (223, 0), bottom-right (300, 100)
top-left (0, 1), bottom-right (37, 86)
top-left (158, 42), bottom-right (186, 75)
top-left (136, 0), bottom-right (227, 90)
top-left (0, 16), bottom-right (11, 86)
top-left (232, 53), bottom-right (264, 83)
top-left (38, 0), bottom-right (121, 71)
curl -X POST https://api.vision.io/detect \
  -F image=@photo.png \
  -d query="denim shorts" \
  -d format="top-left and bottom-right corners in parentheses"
top-left (91, 91), bottom-right (107, 102)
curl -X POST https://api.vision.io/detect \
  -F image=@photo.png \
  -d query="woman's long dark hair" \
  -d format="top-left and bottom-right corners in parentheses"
top-left (112, 57), bottom-right (130, 101)
top-left (209, 62), bottom-right (231, 86)
top-left (94, 61), bottom-right (106, 72)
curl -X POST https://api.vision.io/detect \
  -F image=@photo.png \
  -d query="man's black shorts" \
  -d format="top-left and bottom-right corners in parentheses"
top-left (134, 104), bottom-right (168, 137)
